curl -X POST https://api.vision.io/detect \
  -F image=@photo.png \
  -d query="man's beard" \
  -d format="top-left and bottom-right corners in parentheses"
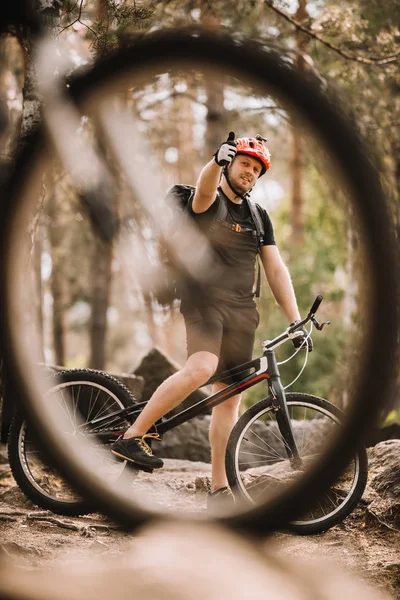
top-left (229, 173), bottom-right (252, 195)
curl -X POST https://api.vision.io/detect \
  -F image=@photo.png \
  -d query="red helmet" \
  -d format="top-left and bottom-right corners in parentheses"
top-left (235, 135), bottom-right (271, 175)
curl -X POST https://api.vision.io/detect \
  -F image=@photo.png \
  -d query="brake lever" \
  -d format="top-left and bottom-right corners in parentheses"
top-left (311, 315), bottom-right (331, 331)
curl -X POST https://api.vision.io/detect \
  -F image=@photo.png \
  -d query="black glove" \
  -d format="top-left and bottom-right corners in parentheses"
top-left (290, 321), bottom-right (313, 352)
top-left (213, 131), bottom-right (237, 167)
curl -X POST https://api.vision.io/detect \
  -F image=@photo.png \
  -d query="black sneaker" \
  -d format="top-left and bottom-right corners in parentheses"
top-left (207, 486), bottom-right (235, 516)
top-left (111, 433), bottom-right (164, 470)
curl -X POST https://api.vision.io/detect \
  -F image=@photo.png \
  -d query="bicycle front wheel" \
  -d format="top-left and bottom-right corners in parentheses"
top-left (226, 393), bottom-right (368, 535)
top-left (8, 369), bottom-right (135, 516)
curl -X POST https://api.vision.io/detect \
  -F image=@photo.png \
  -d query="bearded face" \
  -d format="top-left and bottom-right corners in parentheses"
top-left (227, 155), bottom-right (262, 194)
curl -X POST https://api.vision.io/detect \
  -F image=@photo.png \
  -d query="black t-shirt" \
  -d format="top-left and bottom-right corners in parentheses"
top-left (181, 189), bottom-right (276, 309)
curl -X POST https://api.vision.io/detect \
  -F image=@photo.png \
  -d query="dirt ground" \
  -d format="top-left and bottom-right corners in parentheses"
top-left (0, 452), bottom-right (399, 599)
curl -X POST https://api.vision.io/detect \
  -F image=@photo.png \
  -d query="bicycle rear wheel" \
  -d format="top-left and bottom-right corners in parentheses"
top-left (226, 393), bottom-right (368, 535)
top-left (8, 369), bottom-right (135, 516)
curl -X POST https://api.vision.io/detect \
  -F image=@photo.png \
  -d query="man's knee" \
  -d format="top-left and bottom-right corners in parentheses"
top-left (182, 352), bottom-right (218, 387)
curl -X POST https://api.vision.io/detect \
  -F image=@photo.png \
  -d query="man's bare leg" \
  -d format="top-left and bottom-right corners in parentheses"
top-left (124, 351), bottom-right (219, 439)
top-left (209, 381), bottom-right (241, 493)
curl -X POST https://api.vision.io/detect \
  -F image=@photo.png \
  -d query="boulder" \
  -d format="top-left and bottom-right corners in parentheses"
top-left (158, 416), bottom-right (211, 462)
top-left (368, 440), bottom-right (400, 476)
top-left (133, 347), bottom-right (210, 415)
top-left (366, 440), bottom-right (400, 531)
top-left (371, 462), bottom-right (400, 501)
top-left (0, 444), bottom-right (8, 466)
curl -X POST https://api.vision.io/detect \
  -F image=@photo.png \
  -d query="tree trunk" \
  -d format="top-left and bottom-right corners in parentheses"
top-left (18, 1), bottom-right (60, 145)
top-left (33, 218), bottom-right (45, 362)
top-left (290, 129), bottom-right (304, 246)
top-left (174, 80), bottom-right (197, 184)
top-left (89, 238), bottom-right (113, 369)
top-left (47, 183), bottom-right (68, 367)
top-left (143, 291), bottom-right (158, 347)
top-left (50, 261), bottom-right (67, 367)
top-left (87, 0), bottom-right (116, 370)
top-left (289, 0), bottom-right (309, 247)
top-left (201, 11), bottom-right (226, 160)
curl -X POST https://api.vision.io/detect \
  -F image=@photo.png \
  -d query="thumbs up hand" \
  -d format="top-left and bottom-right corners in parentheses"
top-left (213, 131), bottom-right (237, 167)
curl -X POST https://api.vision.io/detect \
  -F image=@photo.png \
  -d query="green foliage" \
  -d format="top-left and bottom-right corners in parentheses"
top-left (245, 151), bottom-right (355, 409)
top-left (382, 410), bottom-right (400, 427)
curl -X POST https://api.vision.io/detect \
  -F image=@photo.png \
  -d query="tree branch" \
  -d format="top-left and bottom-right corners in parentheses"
top-left (366, 507), bottom-right (400, 532)
top-left (57, 0), bottom-right (84, 35)
top-left (264, 0), bottom-right (400, 66)
top-left (57, 0), bottom-right (99, 41)
top-left (26, 514), bottom-right (120, 535)
top-left (142, 91), bottom-right (205, 111)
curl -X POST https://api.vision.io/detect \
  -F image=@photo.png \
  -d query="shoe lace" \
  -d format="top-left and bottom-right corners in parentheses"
top-left (137, 433), bottom-right (161, 456)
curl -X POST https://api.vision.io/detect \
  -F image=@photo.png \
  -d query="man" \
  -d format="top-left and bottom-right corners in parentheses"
top-left (111, 132), bottom-right (312, 507)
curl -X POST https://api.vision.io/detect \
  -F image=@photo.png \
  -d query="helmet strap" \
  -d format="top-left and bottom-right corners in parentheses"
top-left (223, 166), bottom-right (253, 200)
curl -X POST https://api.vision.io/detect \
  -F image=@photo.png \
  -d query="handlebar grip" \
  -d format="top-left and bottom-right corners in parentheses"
top-left (309, 295), bottom-right (323, 315)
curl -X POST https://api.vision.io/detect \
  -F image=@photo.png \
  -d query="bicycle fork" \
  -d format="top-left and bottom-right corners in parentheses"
top-left (267, 352), bottom-right (303, 470)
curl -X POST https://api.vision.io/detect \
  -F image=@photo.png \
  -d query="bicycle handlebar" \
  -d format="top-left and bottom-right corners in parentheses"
top-left (309, 295), bottom-right (323, 316)
top-left (264, 296), bottom-right (327, 351)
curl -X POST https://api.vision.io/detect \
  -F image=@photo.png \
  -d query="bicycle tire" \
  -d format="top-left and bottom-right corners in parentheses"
top-left (0, 29), bottom-right (396, 532)
top-left (7, 369), bottom-right (135, 516)
top-left (226, 393), bottom-right (368, 535)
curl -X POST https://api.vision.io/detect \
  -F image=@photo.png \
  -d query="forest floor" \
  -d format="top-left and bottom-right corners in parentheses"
top-left (0, 453), bottom-right (399, 599)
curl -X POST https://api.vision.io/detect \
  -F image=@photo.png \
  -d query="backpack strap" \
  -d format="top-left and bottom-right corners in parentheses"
top-left (207, 187), bottom-right (229, 236)
top-left (245, 198), bottom-right (265, 298)
top-left (245, 197), bottom-right (265, 248)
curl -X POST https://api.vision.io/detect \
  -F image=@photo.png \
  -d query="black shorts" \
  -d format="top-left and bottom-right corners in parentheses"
top-left (182, 303), bottom-right (260, 383)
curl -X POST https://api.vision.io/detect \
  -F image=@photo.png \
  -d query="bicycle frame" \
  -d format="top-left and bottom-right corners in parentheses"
top-left (158, 349), bottom-right (302, 466)
top-left (84, 296), bottom-right (330, 467)
top-left (84, 337), bottom-right (310, 467)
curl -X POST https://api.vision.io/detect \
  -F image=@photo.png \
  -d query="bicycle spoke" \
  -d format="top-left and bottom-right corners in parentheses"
top-left (260, 421), bottom-right (293, 454)
top-left (240, 438), bottom-right (285, 462)
top-left (247, 426), bottom-right (287, 459)
top-left (231, 397), bottom-right (365, 532)
top-left (18, 377), bottom-right (130, 509)
top-left (56, 388), bottom-right (76, 429)
top-left (298, 422), bottom-right (330, 457)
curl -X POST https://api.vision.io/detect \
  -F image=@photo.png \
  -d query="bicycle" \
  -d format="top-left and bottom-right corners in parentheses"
top-left (0, 6), bottom-right (396, 533)
top-left (7, 296), bottom-right (368, 535)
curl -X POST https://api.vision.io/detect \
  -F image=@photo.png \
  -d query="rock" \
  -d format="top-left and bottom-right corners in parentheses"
top-left (0, 465), bottom-right (12, 481)
top-left (0, 486), bottom-right (35, 509)
top-left (371, 462), bottom-right (400, 500)
top-left (108, 372), bottom-right (144, 400)
top-left (133, 347), bottom-right (210, 415)
top-left (158, 417), bottom-right (211, 462)
top-left (226, 419), bottom-right (328, 471)
top-left (194, 476), bottom-right (211, 493)
top-left (365, 440), bottom-right (400, 531)
top-left (0, 444), bottom-right (8, 466)
top-left (365, 497), bottom-right (400, 531)
top-left (0, 542), bottom-right (42, 558)
top-left (368, 440), bottom-right (400, 475)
